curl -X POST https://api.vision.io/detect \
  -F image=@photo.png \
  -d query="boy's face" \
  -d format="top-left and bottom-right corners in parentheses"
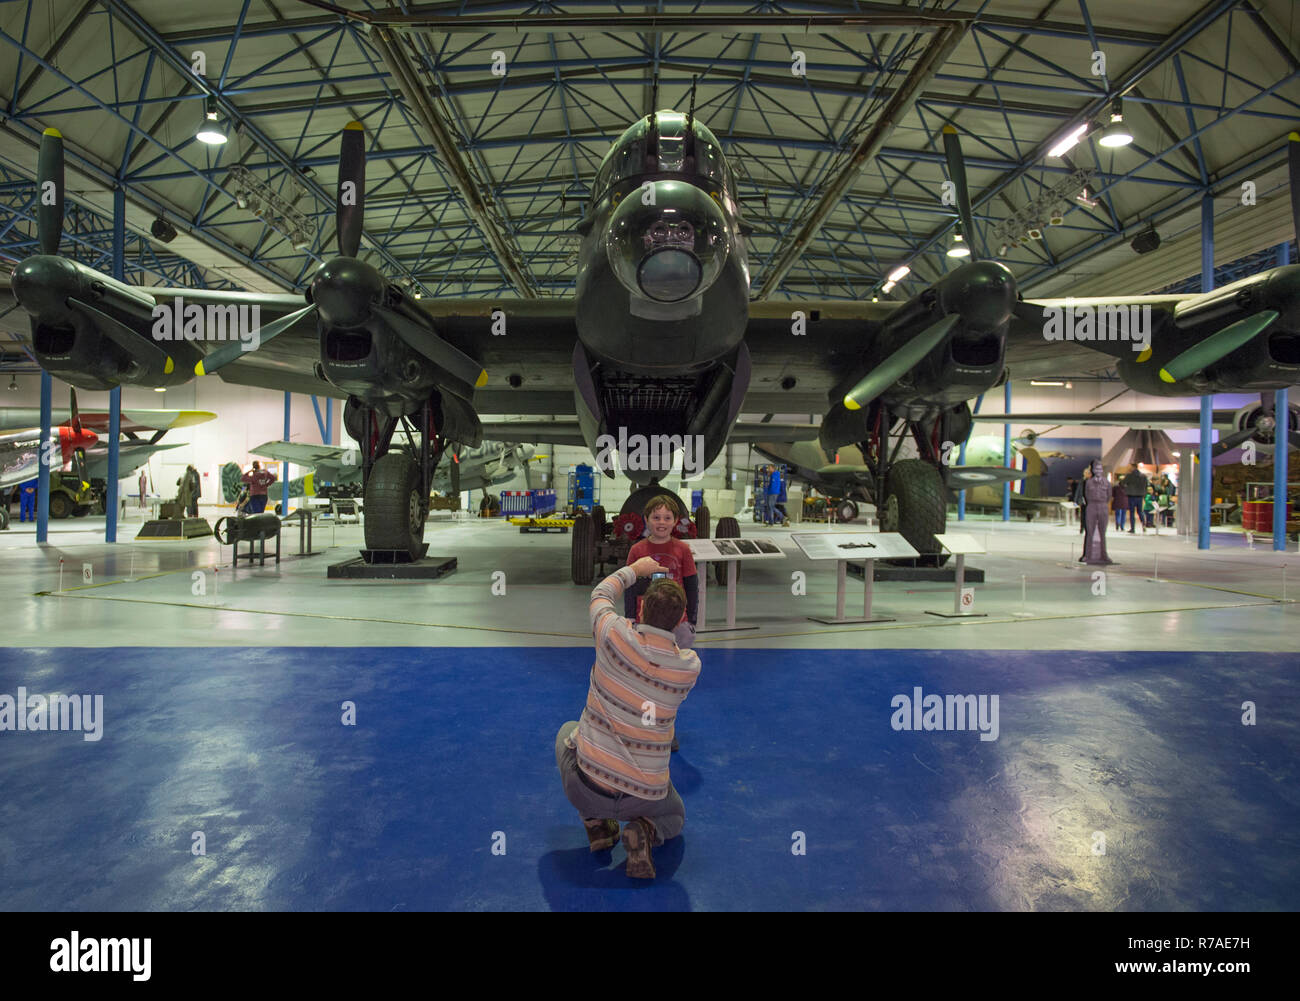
top-left (647, 504), bottom-right (676, 540)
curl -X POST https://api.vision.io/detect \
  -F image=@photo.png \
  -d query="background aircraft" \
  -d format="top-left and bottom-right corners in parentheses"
top-left (975, 395), bottom-right (1300, 460)
top-left (1, 392), bottom-right (213, 493)
top-left (239, 438), bottom-right (541, 502)
top-left (5, 120), bottom-right (1299, 565)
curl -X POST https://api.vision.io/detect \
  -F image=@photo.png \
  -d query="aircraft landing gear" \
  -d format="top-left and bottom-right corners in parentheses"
top-left (351, 394), bottom-right (446, 562)
top-left (861, 404), bottom-right (952, 566)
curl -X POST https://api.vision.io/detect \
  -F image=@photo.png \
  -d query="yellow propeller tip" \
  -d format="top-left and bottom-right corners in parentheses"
top-left (843, 396), bottom-right (860, 411)
top-left (345, 121), bottom-right (364, 131)
top-left (43, 127), bottom-right (62, 138)
top-left (1158, 368), bottom-right (1175, 384)
top-left (475, 370), bottom-right (489, 388)
top-left (164, 357), bottom-right (174, 375)
top-left (942, 125), bottom-right (957, 135)
top-left (1135, 346), bottom-right (1152, 363)
top-left (194, 361), bottom-right (206, 377)
top-left (1290, 132), bottom-right (1300, 142)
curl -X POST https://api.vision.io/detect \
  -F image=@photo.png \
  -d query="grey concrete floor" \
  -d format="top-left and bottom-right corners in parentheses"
top-left (1, 506), bottom-right (1297, 651)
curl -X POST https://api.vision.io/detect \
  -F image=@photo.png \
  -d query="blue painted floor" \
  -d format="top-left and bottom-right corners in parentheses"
top-left (0, 647), bottom-right (1296, 911)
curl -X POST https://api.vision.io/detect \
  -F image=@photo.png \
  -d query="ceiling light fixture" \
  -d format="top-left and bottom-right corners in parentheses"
top-left (196, 98), bottom-right (228, 145)
top-left (881, 280), bottom-right (896, 293)
top-left (1030, 380), bottom-right (1065, 387)
top-left (887, 264), bottom-right (910, 282)
top-left (1097, 98), bottom-right (1133, 148)
top-left (7, 374), bottom-right (18, 392)
top-left (947, 225), bottom-right (970, 258)
top-left (153, 386), bottom-right (166, 393)
top-left (1047, 123), bottom-right (1088, 158)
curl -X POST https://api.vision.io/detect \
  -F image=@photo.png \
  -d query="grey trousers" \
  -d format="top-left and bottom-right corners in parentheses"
top-left (555, 721), bottom-right (684, 846)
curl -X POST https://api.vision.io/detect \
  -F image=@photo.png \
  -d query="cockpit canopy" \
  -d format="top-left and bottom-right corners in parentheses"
top-left (593, 111), bottom-right (735, 201)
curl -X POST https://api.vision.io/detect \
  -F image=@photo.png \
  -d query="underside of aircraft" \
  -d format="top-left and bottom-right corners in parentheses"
top-left (5, 117), bottom-right (1300, 566)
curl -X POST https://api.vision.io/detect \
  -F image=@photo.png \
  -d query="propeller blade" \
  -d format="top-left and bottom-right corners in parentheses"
top-left (1290, 131), bottom-right (1300, 250)
top-left (337, 121), bottom-right (366, 258)
top-left (1158, 310), bottom-right (1278, 383)
top-left (842, 314), bottom-right (959, 411)
top-left (195, 303), bottom-right (315, 376)
top-left (69, 387), bottom-right (82, 435)
top-left (941, 125), bottom-right (974, 252)
top-left (375, 306), bottom-right (488, 391)
top-left (37, 128), bottom-right (64, 256)
top-left (1212, 426), bottom-right (1257, 458)
top-left (72, 446), bottom-right (87, 485)
top-left (66, 298), bottom-right (176, 376)
top-left (450, 444), bottom-right (461, 497)
top-left (521, 449), bottom-right (533, 491)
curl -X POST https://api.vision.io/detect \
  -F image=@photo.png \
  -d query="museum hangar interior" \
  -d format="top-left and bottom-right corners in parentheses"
top-left (0, 0), bottom-right (1296, 913)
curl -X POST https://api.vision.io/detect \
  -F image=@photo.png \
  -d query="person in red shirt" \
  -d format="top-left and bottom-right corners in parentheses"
top-left (623, 494), bottom-right (698, 650)
top-left (240, 461), bottom-right (278, 514)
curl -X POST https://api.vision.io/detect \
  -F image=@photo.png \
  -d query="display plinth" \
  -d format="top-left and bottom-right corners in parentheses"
top-left (924, 534), bottom-right (988, 619)
top-left (135, 518), bottom-right (212, 540)
top-left (792, 532), bottom-right (919, 625)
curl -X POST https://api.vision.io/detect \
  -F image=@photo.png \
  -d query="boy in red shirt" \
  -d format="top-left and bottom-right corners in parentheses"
top-left (623, 494), bottom-right (699, 650)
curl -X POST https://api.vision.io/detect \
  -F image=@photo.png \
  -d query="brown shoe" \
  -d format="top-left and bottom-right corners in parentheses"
top-left (583, 818), bottom-right (620, 852)
top-left (623, 818), bottom-right (657, 878)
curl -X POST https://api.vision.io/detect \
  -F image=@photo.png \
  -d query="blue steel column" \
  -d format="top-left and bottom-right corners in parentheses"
top-left (282, 392), bottom-right (291, 514)
top-left (1198, 195), bottom-right (1214, 550)
top-left (1002, 381), bottom-right (1011, 521)
top-left (37, 371), bottom-right (52, 543)
top-left (106, 185), bottom-right (125, 542)
top-left (325, 397), bottom-right (334, 445)
top-left (1276, 242), bottom-right (1291, 551)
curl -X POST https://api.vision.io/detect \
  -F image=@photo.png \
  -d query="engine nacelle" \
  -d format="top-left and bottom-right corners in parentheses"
top-left (12, 255), bottom-right (191, 389)
top-left (831, 260), bottom-right (1015, 412)
top-left (1228, 401), bottom-right (1300, 454)
top-left (1120, 266), bottom-right (1300, 395)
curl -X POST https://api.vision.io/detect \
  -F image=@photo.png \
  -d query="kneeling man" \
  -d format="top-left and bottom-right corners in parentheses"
top-left (555, 556), bottom-right (701, 878)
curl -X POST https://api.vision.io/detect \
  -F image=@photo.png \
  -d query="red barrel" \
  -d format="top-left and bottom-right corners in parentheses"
top-left (1243, 501), bottom-right (1261, 531)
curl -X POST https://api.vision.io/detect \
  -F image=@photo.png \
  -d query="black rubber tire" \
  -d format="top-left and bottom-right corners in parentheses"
top-left (835, 499), bottom-right (859, 523)
top-left (695, 504), bottom-right (710, 540)
top-left (620, 482), bottom-right (685, 519)
top-left (0, 506), bottom-right (9, 531)
top-left (591, 504), bottom-right (607, 539)
top-left (571, 513), bottom-right (596, 585)
top-left (879, 459), bottom-right (949, 567)
top-left (72, 505), bottom-right (90, 517)
top-left (49, 492), bottom-right (71, 519)
top-left (713, 515), bottom-right (741, 585)
top-left (363, 453), bottom-right (426, 559)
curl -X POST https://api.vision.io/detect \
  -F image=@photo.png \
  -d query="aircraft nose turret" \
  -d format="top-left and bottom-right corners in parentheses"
top-left (606, 180), bottom-right (729, 303)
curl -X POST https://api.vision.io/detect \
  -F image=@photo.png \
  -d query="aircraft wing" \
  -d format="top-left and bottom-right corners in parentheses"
top-left (249, 440), bottom-right (362, 485)
top-left (250, 440), bottom-right (352, 466)
top-left (972, 409), bottom-right (1239, 430)
top-left (481, 416), bottom-right (820, 447)
top-left (0, 407), bottom-right (216, 433)
top-left (83, 441), bottom-right (183, 480)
